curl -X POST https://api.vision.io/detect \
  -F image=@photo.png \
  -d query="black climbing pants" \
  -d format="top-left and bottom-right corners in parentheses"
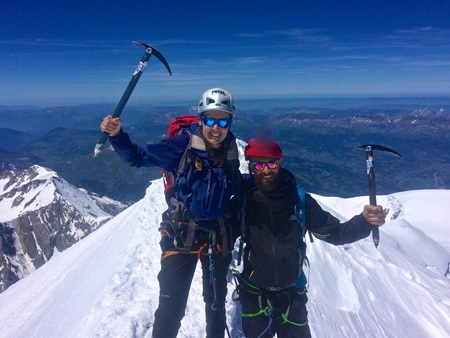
top-left (152, 238), bottom-right (232, 338)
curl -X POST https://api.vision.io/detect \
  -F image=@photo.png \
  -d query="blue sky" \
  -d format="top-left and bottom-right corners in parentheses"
top-left (1, 0), bottom-right (449, 107)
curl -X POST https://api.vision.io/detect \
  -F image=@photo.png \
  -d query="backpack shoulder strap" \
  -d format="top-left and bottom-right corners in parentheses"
top-left (190, 133), bottom-right (206, 151)
top-left (236, 190), bottom-right (250, 266)
top-left (294, 185), bottom-right (306, 226)
top-left (294, 185), bottom-right (314, 243)
top-left (225, 137), bottom-right (243, 188)
top-left (175, 131), bottom-right (204, 178)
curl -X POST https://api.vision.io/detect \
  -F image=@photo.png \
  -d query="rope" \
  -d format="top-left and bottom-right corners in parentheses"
top-left (256, 308), bottom-right (275, 338)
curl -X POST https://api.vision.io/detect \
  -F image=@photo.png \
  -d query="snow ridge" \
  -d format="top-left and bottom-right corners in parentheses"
top-left (0, 179), bottom-right (448, 337)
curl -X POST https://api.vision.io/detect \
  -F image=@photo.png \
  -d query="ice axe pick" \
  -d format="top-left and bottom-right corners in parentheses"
top-left (94, 41), bottom-right (172, 156)
top-left (353, 144), bottom-right (402, 248)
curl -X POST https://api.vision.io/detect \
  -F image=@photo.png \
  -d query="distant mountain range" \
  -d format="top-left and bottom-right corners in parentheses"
top-left (0, 103), bottom-right (448, 203)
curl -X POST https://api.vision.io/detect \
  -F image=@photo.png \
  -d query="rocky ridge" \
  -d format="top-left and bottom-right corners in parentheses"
top-left (0, 165), bottom-right (126, 293)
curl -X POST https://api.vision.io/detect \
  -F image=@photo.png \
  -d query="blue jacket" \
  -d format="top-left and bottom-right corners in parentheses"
top-left (109, 129), bottom-right (191, 172)
top-left (109, 126), bottom-right (241, 221)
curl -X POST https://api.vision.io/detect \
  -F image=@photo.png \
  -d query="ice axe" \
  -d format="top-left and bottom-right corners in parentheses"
top-left (353, 144), bottom-right (402, 248)
top-left (94, 41), bottom-right (172, 156)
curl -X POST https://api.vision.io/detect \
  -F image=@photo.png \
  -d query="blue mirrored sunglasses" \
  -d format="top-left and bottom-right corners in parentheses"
top-left (202, 116), bottom-right (232, 128)
top-left (250, 159), bottom-right (280, 171)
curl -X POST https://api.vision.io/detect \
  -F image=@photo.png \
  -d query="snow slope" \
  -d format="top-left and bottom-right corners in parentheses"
top-left (0, 179), bottom-right (449, 337)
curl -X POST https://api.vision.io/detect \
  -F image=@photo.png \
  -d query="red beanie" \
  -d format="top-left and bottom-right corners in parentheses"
top-left (245, 137), bottom-right (283, 159)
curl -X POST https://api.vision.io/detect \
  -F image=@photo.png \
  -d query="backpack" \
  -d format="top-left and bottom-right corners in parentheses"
top-left (162, 115), bottom-right (201, 197)
top-left (160, 115), bottom-right (240, 254)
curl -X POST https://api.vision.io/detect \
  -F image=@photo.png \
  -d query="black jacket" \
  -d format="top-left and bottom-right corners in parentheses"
top-left (230, 169), bottom-right (373, 288)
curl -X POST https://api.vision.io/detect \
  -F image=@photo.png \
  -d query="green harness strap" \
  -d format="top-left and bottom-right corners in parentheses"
top-left (242, 307), bottom-right (309, 327)
top-left (241, 279), bottom-right (309, 326)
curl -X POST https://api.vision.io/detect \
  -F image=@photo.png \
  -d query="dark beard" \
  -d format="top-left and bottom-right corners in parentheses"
top-left (254, 172), bottom-right (281, 193)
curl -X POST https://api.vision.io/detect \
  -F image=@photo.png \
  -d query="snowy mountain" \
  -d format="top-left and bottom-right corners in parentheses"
top-left (0, 165), bottom-right (127, 292)
top-left (0, 175), bottom-right (448, 337)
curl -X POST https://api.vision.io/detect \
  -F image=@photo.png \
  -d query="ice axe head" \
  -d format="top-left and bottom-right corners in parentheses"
top-left (352, 144), bottom-right (403, 158)
top-left (133, 41), bottom-right (172, 76)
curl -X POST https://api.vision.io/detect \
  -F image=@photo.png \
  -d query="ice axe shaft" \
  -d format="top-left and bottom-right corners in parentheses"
top-left (353, 144), bottom-right (402, 248)
top-left (94, 41), bottom-right (172, 156)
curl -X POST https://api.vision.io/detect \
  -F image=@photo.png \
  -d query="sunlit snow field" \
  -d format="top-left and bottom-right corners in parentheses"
top-left (0, 176), bottom-right (448, 338)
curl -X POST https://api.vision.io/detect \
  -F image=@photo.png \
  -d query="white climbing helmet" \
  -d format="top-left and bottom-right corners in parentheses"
top-left (198, 88), bottom-right (236, 117)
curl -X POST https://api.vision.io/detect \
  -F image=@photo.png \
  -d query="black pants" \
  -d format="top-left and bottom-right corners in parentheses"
top-left (152, 238), bottom-right (232, 338)
top-left (240, 284), bottom-right (311, 338)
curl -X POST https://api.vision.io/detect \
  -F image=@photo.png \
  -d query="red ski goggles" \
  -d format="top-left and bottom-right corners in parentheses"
top-left (249, 159), bottom-right (280, 171)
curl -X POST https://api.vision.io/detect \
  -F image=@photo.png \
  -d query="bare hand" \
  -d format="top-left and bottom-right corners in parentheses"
top-left (100, 115), bottom-right (122, 137)
top-left (362, 205), bottom-right (386, 226)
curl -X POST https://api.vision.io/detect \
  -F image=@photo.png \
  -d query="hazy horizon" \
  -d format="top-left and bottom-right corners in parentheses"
top-left (2, 95), bottom-right (450, 112)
